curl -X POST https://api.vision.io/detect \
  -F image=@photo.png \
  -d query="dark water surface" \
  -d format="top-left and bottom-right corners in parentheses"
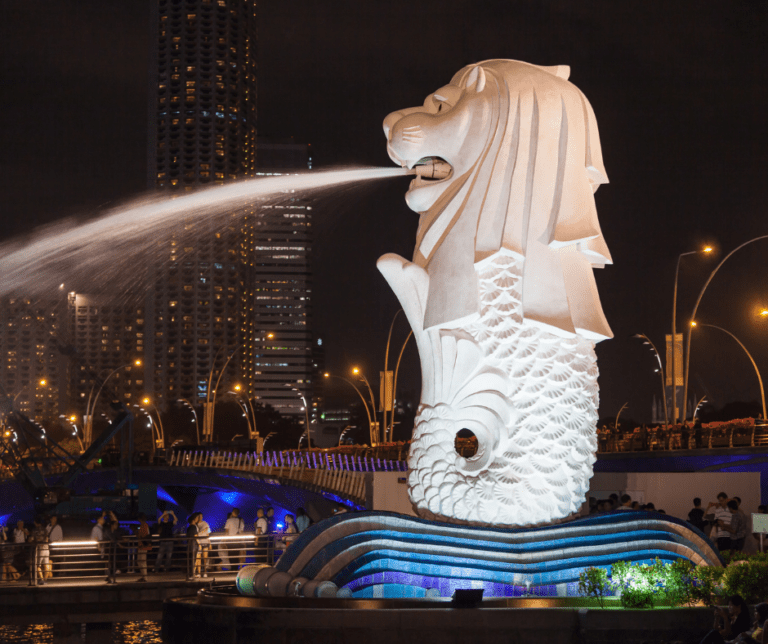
top-left (0, 621), bottom-right (162, 643)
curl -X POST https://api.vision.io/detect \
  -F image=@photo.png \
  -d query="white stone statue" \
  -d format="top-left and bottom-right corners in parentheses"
top-left (379, 59), bottom-right (612, 527)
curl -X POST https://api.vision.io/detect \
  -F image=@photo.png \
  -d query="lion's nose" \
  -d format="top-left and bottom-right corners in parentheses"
top-left (382, 111), bottom-right (403, 141)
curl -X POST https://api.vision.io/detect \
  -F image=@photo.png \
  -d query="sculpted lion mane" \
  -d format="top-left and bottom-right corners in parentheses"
top-left (378, 60), bottom-right (613, 527)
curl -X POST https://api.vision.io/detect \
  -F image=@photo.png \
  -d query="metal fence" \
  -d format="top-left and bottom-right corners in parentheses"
top-left (0, 533), bottom-right (287, 587)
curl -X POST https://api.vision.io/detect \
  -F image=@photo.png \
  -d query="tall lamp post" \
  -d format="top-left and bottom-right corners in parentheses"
top-left (84, 360), bottom-right (142, 447)
top-left (352, 367), bottom-right (379, 444)
top-left (232, 384), bottom-right (259, 441)
top-left (177, 398), bottom-right (200, 445)
top-left (671, 247), bottom-right (713, 422)
top-left (203, 345), bottom-right (240, 443)
top-left (633, 333), bottom-right (669, 428)
top-left (142, 397), bottom-right (165, 450)
top-left (683, 235), bottom-right (768, 420)
top-left (285, 384), bottom-right (311, 449)
top-left (691, 322), bottom-right (766, 421)
top-left (387, 331), bottom-right (413, 443)
top-left (324, 372), bottom-right (375, 446)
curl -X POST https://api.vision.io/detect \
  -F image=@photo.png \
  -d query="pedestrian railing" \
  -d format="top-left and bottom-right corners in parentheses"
top-left (167, 450), bottom-right (405, 505)
top-left (0, 533), bottom-right (288, 587)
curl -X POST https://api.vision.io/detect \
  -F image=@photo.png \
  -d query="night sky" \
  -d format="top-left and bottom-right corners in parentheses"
top-left (1, 1), bottom-right (767, 423)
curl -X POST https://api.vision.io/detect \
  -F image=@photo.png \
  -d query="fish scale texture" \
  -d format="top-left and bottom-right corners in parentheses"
top-left (407, 253), bottom-right (599, 527)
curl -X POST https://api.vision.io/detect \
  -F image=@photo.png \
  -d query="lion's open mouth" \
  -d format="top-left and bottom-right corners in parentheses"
top-left (409, 156), bottom-right (453, 182)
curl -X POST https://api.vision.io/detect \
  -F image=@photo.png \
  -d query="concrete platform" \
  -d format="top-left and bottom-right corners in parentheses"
top-left (0, 571), bottom-right (237, 625)
top-left (163, 591), bottom-right (715, 644)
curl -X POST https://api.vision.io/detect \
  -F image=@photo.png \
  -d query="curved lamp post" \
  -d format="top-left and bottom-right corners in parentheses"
top-left (388, 330), bottom-right (413, 442)
top-left (227, 390), bottom-right (254, 440)
top-left (615, 402), bottom-right (629, 431)
top-left (142, 397), bottom-right (166, 450)
top-left (683, 235), bottom-right (768, 420)
top-left (203, 345), bottom-right (240, 443)
top-left (633, 333), bottom-right (669, 428)
top-left (671, 247), bottom-right (712, 422)
top-left (285, 384), bottom-right (311, 449)
top-left (177, 398), bottom-right (200, 445)
top-left (324, 372), bottom-right (375, 446)
top-left (381, 309), bottom-right (403, 446)
top-left (692, 322), bottom-right (766, 421)
top-left (84, 360), bottom-right (141, 446)
top-left (352, 367), bottom-right (379, 445)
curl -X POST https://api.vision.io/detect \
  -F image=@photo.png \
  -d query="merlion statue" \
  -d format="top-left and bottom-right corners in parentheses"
top-left (378, 59), bottom-right (612, 527)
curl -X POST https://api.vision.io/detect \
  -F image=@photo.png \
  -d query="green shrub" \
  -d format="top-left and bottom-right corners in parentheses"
top-left (611, 559), bottom-right (661, 609)
top-left (721, 560), bottom-right (768, 604)
top-left (578, 566), bottom-right (614, 608)
top-left (663, 559), bottom-right (699, 607)
top-left (689, 564), bottom-right (726, 605)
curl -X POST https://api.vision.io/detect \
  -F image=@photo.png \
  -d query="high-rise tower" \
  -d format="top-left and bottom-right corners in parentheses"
top-left (145, 0), bottom-right (258, 416)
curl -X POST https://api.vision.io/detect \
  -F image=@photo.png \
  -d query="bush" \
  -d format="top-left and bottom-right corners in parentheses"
top-left (612, 559), bottom-right (662, 609)
top-left (663, 559), bottom-right (699, 607)
top-left (721, 560), bottom-right (768, 604)
top-left (578, 567), bottom-right (614, 608)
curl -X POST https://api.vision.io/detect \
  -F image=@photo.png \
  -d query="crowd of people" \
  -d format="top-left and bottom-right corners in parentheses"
top-left (589, 491), bottom-right (768, 555)
top-left (0, 515), bottom-right (62, 584)
top-left (0, 503), bottom-right (321, 583)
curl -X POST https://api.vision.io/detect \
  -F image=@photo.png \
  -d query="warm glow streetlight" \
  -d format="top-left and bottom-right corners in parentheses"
top-left (703, 246), bottom-right (713, 254)
top-left (690, 321), bottom-right (697, 328)
top-left (38, 379), bottom-right (47, 387)
top-left (693, 323), bottom-right (766, 421)
top-left (324, 372), bottom-right (375, 445)
top-left (682, 234), bottom-right (768, 420)
top-left (760, 309), bottom-right (768, 318)
top-left (351, 367), bottom-right (379, 444)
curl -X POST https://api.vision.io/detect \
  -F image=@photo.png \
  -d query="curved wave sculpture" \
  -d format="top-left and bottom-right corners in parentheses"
top-left (241, 511), bottom-right (722, 598)
top-left (379, 59), bottom-right (614, 527)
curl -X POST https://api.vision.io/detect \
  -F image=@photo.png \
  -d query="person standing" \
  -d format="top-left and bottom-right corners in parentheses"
top-left (45, 516), bottom-right (62, 579)
top-left (295, 508), bottom-right (310, 533)
top-left (185, 514), bottom-right (199, 579)
top-left (688, 498), bottom-right (707, 532)
top-left (155, 511), bottom-right (177, 573)
top-left (1, 524), bottom-right (19, 582)
top-left (254, 509), bottom-right (268, 564)
top-left (724, 501), bottom-right (747, 552)
top-left (222, 508), bottom-right (244, 570)
top-left (28, 518), bottom-right (49, 585)
top-left (705, 493), bottom-right (733, 553)
top-left (195, 513), bottom-right (211, 578)
top-left (136, 513), bottom-right (151, 582)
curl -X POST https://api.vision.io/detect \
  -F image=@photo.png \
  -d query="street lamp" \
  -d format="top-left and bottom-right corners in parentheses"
top-left (59, 414), bottom-right (84, 452)
top-left (691, 323), bottom-right (766, 421)
top-left (352, 367), bottom-right (379, 444)
top-left (84, 359), bottom-right (142, 446)
top-left (284, 384), bottom-right (311, 449)
top-left (177, 398), bottom-right (200, 445)
top-left (633, 333), bottom-right (669, 428)
top-left (324, 372), bottom-right (375, 446)
top-left (682, 235), bottom-right (768, 420)
top-left (142, 396), bottom-right (166, 449)
top-left (388, 331), bottom-right (413, 442)
top-left (671, 247), bottom-right (712, 422)
top-left (227, 389), bottom-right (255, 440)
top-left (203, 345), bottom-right (240, 443)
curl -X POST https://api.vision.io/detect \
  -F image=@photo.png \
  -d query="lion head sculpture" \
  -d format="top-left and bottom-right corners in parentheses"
top-left (383, 59), bottom-right (612, 341)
